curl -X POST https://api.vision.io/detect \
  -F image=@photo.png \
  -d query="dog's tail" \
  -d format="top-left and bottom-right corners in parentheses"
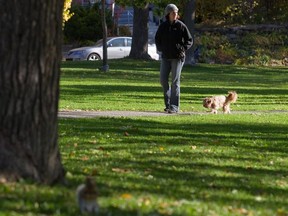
top-left (226, 91), bottom-right (238, 103)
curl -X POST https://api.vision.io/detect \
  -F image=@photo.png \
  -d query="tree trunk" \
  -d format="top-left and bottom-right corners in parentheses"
top-left (129, 4), bottom-right (151, 60)
top-left (101, 0), bottom-right (109, 72)
top-left (0, 0), bottom-right (65, 184)
top-left (183, 0), bottom-right (196, 65)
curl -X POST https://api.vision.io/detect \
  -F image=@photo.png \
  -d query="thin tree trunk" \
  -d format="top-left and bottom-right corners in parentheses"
top-left (129, 4), bottom-right (151, 60)
top-left (101, 0), bottom-right (109, 72)
top-left (0, 0), bottom-right (65, 184)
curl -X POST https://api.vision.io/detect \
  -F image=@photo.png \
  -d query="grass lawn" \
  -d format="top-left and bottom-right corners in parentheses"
top-left (59, 60), bottom-right (288, 112)
top-left (1, 60), bottom-right (288, 216)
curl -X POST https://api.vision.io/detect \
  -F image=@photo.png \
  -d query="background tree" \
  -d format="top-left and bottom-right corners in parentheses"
top-left (130, 3), bottom-right (151, 59)
top-left (195, 0), bottom-right (288, 25)
top-left (101, 0), bottom-right (109, 72)
top-left (182, 0), bottom-right (197, 65)
top-left (64, 4), bottom-right (113, 45)
top-left (117, 0), bottom-right (151, 60)
top-left (63, 0), bottom-right (288, 46)
top-left (0, 0), bottom-right (65, 184)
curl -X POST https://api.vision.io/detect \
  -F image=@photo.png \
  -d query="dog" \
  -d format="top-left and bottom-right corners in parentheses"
top-left (203, 91), bottom-right (238, 114)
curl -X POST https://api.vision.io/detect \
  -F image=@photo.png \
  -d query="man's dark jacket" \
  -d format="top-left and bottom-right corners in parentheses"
top-left (155, 19), bottom-right (193, 60)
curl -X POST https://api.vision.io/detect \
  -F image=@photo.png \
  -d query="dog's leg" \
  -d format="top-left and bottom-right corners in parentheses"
top-left (211, 109), bottom-right (217, 114)
top-left (223, 104), bottom-right (231, 114)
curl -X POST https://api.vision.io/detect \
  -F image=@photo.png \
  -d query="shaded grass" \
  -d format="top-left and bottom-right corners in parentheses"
top-left (1, 114), bottom-right (287, 215)
top-left (61, 114), bottom-right (288, 216)
top-left (1, 60), bottom-right (288, 215)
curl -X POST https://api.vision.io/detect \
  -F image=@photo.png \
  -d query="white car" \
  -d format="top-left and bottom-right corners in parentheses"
top-left (65, 37), bottom-right (159, 61)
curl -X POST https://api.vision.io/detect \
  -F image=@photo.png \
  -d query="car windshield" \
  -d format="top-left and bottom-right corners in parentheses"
top-left (95, 39), bottom-right (103, 47)
top-left (95, 37), bottom-right (114, 47)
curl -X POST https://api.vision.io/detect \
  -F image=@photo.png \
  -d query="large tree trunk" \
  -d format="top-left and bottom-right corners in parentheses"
top-left (129, 4), bottom-right (151, 60)
top-left (0, 0), bottom-right (65, 184)
top-left (183, 0), bottom-right (196, 65)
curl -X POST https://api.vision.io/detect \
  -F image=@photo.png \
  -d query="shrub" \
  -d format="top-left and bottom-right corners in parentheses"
top-left (194, 28), bottom-right (288, 66)
top-left (118, 26), bottom-right (132, 36)
top-left (63, 4), bottom-right (113, 44)
top-left (215, 46), bottom-right (237, 64)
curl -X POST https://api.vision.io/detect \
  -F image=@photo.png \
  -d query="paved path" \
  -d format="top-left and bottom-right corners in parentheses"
top-left (59, 110), bottom-right (181, 118)
top-left (58, 110), bottom-right (288, 118)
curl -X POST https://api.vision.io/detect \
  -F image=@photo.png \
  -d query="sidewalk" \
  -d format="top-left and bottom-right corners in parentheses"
top-left (58, 110), bottom-right (288, 118)
top-left (58, 110), bottom-right (182, 118)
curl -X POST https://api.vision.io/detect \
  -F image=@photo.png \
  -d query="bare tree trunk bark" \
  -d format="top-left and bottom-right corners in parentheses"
top-left (101, 0), bottom-right (109, 72)
top-left (183, 0), bottom-right (196, 65)
top-left (129, 4), bottom-right (151, 60)
top-left (0, 0), bottom-right (65, 184)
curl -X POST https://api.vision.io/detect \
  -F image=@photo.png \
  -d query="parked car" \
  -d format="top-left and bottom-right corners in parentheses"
top-left (65, 37), bottom-right (159, 61)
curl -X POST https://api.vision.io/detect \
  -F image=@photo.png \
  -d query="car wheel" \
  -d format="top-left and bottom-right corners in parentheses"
top-left (87, 53), bottom-right (101, 61)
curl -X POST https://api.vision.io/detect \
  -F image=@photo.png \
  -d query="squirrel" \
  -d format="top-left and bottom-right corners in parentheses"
top-left (76, 176), bottom-right (99, 214)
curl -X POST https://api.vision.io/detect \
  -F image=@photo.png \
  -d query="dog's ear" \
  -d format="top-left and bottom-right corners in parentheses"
top-left (203, 98), bottom-right (209, 107)
top-left (203, 98), bottom-right (212, 108)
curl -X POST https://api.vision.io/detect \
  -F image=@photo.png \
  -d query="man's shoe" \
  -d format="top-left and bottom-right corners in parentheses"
top-left (168, 109), bottom-right (178, 114)
top-left (164, 107), bottom-right (169, 112)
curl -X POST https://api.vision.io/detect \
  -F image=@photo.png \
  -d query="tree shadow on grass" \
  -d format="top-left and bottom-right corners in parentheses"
top-left (2, 115), bottom-right (286, 215)
top-left (57, 116), bottom-right (288, 215)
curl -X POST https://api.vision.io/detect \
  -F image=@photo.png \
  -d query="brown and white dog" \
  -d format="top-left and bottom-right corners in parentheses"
top-left (203, 91), bottom-right (238, 114)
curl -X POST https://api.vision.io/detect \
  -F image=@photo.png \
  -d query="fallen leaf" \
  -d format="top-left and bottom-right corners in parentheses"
top-left (255, 196), bottom-right (263, 201)
top-left (69, 151), bottom-right (76, 157)
top-left (89, 140), bottom-right (97, 144)
top-left (121, 193), bottom-right (132, 199)
top-left (81, 156), bottom-right (89, 161)
top-left (0, 177), bottom-right (7, 184)
top-left (83, 168), bottom-right (89, 174)
top-left (112, 168), bottom-right (130, 173)
top-left (65, 172), bottom-right (73, 178)
top-left (140, 197), bottom-right (151, 206)
top-left (147, 175), bottom-right (154, 180)
top-left (228, 206), bottom-right (249, 215)
top-left (277, 208), bottom-right (288, 216)
top-left (91, 169), bottom-right (98, 176)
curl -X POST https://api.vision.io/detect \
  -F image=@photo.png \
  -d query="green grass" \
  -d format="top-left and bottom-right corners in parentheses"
top-left (59, 60), bottom-right (288, 112)
top-left (1, 60), bottom-right (288, 216)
